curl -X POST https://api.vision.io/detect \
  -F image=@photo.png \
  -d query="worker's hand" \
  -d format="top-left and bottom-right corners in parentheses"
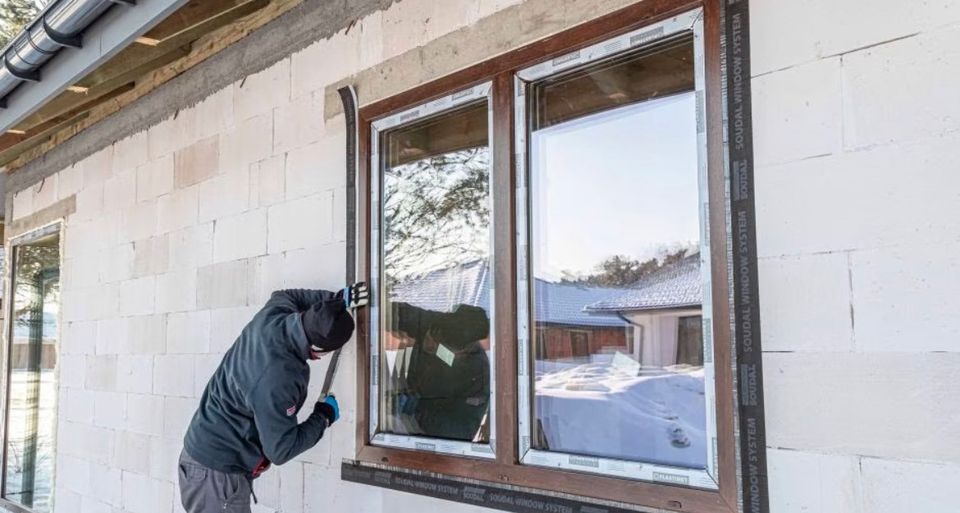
top-left (341, 282), bottom-right (369, 309)
top-left (314, 394), bottom-right (340, 426)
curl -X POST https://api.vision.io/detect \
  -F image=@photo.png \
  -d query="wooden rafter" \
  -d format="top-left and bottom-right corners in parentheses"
top-left (138, 0), bottom-right (264, 46)
top-left (0, 84), bottom-right (135, 164)
top-left (2, 0), bottom-right (296, 171)
top-left (17, 45), bottom-right (191, 129)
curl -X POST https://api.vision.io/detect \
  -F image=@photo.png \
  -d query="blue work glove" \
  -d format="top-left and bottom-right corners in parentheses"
top-left (340, 282), bottom-right (369, 309)
top-left (314, 394), bottom-right (340, 425)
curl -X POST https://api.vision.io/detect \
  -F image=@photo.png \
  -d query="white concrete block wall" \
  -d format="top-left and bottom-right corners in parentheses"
top-left (0, 3), bottom-right (529, 512)
top-left (753, 1), bottom-right (960, 512)
top-left (3, 0), bottom-right (958, 512)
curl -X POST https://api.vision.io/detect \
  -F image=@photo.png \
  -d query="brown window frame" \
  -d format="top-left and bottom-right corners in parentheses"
top-left (354, 1), bottom-right (738, 512)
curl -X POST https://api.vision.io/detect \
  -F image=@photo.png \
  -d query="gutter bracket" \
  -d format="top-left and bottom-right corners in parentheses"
top-left (42, 19), bottom-right (83, 49)
top-left (3, 58), bottom-right (41, 82)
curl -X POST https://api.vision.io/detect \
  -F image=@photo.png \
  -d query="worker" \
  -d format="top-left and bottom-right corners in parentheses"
top-left (178, 284), bottom-right (368, 513)
top-left (384, 301), bottom-right (490, 441)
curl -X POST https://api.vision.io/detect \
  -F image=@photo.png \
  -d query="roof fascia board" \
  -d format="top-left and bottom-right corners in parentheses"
top-left (0, 0), bottom-right (189, 133)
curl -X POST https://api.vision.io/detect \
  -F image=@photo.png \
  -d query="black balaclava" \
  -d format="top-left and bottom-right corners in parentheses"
top-left (301, 297), bottom-right (354, 358)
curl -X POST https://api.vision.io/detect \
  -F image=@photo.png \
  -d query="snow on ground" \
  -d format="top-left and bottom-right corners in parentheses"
top-left (534, 354), bottom-right (707, 469)
top-left (381, 348), bottom-right (707, 469)
top-left (4, 369), bottom-right (55, 512)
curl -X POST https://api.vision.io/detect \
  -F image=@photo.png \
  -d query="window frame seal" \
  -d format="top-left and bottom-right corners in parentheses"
top-left (512, 8), bottom-right (719, 489)
top-left (367, 81), bottom-right (498, 459)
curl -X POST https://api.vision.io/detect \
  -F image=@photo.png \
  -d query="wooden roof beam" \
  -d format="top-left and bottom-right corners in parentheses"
top-left (136, 0), bottom-right (267, 46)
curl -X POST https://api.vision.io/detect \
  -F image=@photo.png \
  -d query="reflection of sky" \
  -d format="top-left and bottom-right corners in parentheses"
top-left (12, 319), bottom-right (58, 340)
top-left (12, 305), bottom-right (58, 340)
top-left (531, 93), bottom-right (699, 280)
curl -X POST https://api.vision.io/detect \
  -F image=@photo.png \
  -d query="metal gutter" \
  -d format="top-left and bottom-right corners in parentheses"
top-left (0, 0), bottom-right (121, 106)
top-left (0, 0), bottom-right (187, 133)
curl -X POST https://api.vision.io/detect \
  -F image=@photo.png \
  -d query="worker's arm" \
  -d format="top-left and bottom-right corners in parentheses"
top-left (391, 302), bottom-right (488, 344)
top-left (391, 302), bottom-right (438, 340)
top-left (265, 285), bottom-right (368, 320)
top-left (266, 289), bottom-right (340, 314)
top-left (248, 364), bottom-right (337, 466)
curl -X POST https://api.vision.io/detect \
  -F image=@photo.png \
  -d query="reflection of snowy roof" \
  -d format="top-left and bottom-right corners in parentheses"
top-left (533, 281), bottom-right (628, 327)
top-left (389, 261), bottom-right (628, 327)
top-left (389, 260), bottom-right (491, 314)
top-left (586, 254), bottom-right (702, 312)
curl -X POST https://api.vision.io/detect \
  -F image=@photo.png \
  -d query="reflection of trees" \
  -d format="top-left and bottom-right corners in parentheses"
top-left (383, 149), bottom-right (490, 279)
top-left (13, 245), bottom-right (60, 322)
top-left (0, 0), bottom-right (48, 48)
top-left (562, 248), bottom-right (693, 287)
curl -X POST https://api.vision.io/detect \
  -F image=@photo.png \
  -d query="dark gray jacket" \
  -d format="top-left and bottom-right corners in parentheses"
top-left (183, 289), bottom-right (341, 475)
top-left (385, 302), bottom-right (490, 441)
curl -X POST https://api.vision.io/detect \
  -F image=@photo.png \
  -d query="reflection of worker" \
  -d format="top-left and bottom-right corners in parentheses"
top-left (387, 302), bottom-right (490, 441)
top-left (179, 285), bottom-right (368, 513)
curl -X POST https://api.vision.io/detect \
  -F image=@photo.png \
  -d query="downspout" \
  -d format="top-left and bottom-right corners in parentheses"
top-left (0, 0), bottom-right (132, 108)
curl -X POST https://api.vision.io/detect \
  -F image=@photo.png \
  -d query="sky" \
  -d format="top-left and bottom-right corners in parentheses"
top-left (530, 92), bottom-right (702, 281)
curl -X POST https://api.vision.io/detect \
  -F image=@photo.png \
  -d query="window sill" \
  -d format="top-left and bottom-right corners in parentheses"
top-left (353, 444), bottom-right (733, 513)
top-left (0, 498), bottom-right (41, 513)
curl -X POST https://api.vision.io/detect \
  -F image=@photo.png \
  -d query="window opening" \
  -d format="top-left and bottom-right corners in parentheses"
top-left (2, 227), bottom-right (61, 512)
top-left (515, 9), bottom-right (718, 487)
top-left (369, 83), bottom-right (497, 457)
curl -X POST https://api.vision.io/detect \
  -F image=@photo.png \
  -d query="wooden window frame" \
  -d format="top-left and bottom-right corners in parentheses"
top-left (354, 1), bottom-right (738, 512)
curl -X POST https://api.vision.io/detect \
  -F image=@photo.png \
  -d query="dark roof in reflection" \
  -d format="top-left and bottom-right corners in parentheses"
top-left (585, 254), bottom-right (702, 312)
top-left (388, 254), bottom-right (702, 326)
top-left (388, 261), bottom-right (628, 327)
top-left (389, 260), bottom-right (492, 315)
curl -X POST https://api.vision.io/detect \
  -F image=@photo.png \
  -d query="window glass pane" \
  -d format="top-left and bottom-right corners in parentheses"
top-left (532, 37), bottom-right (694, 130)
top-left (379, 101), bottom-right (493, 443)
top-left (527, 37), bottom-right (709, 469)
top-left (4, 233), bottom-right (60, 511)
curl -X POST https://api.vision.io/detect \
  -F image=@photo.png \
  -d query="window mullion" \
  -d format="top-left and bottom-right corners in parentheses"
top-left (491, 72), bottom-right (519, 467)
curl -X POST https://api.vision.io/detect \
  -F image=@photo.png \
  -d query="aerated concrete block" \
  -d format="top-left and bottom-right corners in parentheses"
top-left (752, 57), bottom-right (842, 166)
top-left (212, 208), bottom-right (267, 263)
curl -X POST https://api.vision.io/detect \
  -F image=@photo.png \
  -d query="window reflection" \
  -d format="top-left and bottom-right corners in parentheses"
top-left (4, 233), bottom-right (60, 512)
top-left (379, 101), bottom-right (493, 443)
top-left (527, 36), bottom-right (709, 469)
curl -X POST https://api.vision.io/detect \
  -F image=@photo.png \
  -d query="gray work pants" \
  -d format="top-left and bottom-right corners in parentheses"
top-left (178, 450), bottom-right (252, 513)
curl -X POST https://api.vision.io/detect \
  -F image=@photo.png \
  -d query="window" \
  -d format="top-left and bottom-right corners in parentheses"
top-left (2, 225), bottom-right (61, 513)
top-left (369, 84), bottom-right (496, 456)
top-left (357, 4), bottom-right (738, 512)
top-left (677, 315), bottom-right (704, 367)
top-left (568, 331), bottom-right (590, 359)
top-left (516, 10), bottom-right (717, 487)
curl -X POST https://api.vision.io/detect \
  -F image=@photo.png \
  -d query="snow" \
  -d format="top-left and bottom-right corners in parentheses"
top-left (534, 353), bottom-right (707, 469)
top-left (381, 348), bottom-right (708, 470)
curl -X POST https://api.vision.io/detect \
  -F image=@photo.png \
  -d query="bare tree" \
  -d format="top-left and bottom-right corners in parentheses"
top-left (383, 148), bottom-right (490, 279)
top-left (562, 248), bottom-right (691, 287)
top-left (0, 0), bottom-right (48, 48)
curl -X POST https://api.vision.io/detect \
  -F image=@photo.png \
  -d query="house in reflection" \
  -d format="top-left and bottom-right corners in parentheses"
top-left (586, 253), bottom-right (704, 368)
top-left (388, 255), bottom-right (704, 368)
top-left (387, 260), bottom-right (631, 358)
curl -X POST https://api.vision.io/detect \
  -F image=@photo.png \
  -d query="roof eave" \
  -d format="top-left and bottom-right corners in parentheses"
top-left (585, 301), bottom-right (703, 313)
top-left (0, 0), bottom-right (187, 134)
